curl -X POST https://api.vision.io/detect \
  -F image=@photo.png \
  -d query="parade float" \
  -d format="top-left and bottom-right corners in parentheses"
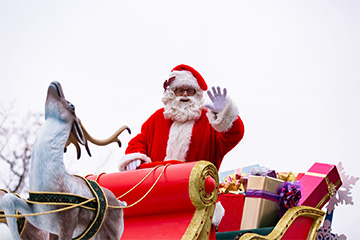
top-left (1, 158), bottom-right (356, 239)
top-left (0, 81), bottom-right (358, 239)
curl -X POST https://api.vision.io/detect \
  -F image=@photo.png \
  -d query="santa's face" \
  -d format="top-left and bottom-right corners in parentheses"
top-left (162, 86), bottom-right (204, 122)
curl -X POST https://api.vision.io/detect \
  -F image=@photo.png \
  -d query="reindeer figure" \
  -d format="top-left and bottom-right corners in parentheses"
top-left (1, 81), bottom-right (125, 240)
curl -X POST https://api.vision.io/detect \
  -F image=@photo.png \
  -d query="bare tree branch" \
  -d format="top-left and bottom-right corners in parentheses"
top-left (0, 104), bottom-right (43, 194)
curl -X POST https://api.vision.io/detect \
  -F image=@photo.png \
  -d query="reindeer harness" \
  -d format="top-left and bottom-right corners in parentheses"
top-left (0, 164), bottom-right (171, 239)
top-left (26, 177), bottom-right (107, 240)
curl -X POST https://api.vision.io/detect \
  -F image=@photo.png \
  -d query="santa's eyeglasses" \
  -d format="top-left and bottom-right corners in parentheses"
top-left (174, 88), bottom-right (196, 96)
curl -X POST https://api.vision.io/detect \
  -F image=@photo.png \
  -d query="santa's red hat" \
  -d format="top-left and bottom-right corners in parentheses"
top-left (163, 64), bottom-right (208, 91)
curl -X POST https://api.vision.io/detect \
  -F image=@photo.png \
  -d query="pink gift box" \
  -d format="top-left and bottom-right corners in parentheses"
top-left (298, 162), bottom-right (342, 209)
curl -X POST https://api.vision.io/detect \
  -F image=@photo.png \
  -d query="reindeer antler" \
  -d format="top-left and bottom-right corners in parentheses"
top-left (65, 121), bottom-right (131, 159)
top-left (81, 121), bottom-right (131, 147)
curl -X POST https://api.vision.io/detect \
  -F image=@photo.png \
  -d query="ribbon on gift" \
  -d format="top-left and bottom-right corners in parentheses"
top-left (245, 189), bottom-right (280, 202)
top-left (305, 171), bottom-right (341, 209)
top-left (219, 174), bottom-right (244, 194)
top-left (277, 172), bottom-right (298, 182)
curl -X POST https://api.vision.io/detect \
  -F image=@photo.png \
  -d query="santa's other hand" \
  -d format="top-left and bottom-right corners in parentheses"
top-left (126, 159), bottom-right (141, 171)
top-left (205, 86), bottom-right (227, 113)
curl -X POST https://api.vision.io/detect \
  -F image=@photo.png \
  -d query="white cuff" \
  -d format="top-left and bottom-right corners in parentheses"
top-left (206, 97), bottom-right (239, 132)
top-left (212, 201), bottom-right (225, 227)
top-left (119, 153), bottom-right (152, 171)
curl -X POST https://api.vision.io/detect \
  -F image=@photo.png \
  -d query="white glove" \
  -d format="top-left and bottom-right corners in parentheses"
top-left (205, 86), bottom-right (227, 113)
top-left (126, 159), bottom-right (141, 171)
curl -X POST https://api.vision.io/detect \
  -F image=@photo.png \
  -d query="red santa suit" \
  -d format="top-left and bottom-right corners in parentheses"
top-left (119, 64), bottom-right (244, 171)
top-left (119, 96), bottom-right (244, 171)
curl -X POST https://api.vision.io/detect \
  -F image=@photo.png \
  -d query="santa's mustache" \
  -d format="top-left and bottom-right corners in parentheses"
top-left (176, 96), bottom-right (191, 103)
top-left (179, 98), bottom-right (190, 102)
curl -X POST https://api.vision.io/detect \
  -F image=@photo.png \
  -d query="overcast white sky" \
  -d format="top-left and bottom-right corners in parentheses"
top-left (0, 0), bottom-right (359, 238)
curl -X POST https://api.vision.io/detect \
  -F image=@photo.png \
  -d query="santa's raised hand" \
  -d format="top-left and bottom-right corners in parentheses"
top-left (205, 86), bottom-right (227, 113)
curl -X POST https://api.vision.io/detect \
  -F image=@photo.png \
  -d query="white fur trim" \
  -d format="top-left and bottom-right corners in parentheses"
top-left (164, 120), bottom-right (195, 161)
top-left (119, 152), bottom-right (151, 171)
top-left (212, 201), bottom-right (225, 226)
top-left (169, 70), bottom-right (201, 91)
top-left (206, 97), bottom-right (239, 132)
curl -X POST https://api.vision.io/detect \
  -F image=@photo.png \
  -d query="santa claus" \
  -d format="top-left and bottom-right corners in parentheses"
top-left (119, 64), bottom-right (244, 171)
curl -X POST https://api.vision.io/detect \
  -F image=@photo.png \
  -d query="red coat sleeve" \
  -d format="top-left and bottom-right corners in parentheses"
top-left (125, 111), bottom-right (155, 155)
top-left (125, 108), bottom-right (172, 162)
top-left (214, 116), bottom-right (244, 168)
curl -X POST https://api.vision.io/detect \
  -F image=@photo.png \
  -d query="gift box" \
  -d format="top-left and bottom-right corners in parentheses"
top-left (217, 194), bottom-right (245, 232)
top-left (240, 175), bottom-right (284, 230)
top-left (298, 162), bottom-right (342, 209)
top-left (219, 164), bottom-right (260, 192)
top-left (219, 174), bottom-right (245, 194)
top-left (219, 164), bottom-right (260, 183)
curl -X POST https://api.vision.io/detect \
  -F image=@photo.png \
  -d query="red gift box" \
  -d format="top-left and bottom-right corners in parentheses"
top-left (217, 194), bottom-right (245, 232)
top-left (298, 162), bottom-right (342, 209)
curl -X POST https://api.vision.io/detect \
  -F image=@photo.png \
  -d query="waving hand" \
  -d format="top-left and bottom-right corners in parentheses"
top-left (205, 86), bottom-right (227, 113)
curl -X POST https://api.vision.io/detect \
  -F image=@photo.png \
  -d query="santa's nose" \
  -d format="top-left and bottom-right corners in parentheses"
top-left (183, 91), bottom-right (188, 96)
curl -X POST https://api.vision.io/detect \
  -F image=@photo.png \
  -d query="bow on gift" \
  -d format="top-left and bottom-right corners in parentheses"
top-left (249, 166), bottom-right (277, 178)
top-left (219, 174), bottom-right (245, 194)
top-left (277, 182), bottom-right (302, 217)
top-left (277, 172), bottom-right (299, 182)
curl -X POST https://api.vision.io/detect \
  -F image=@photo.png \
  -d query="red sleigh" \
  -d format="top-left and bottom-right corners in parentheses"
top-left (87, 160), bottom-right (218, 239)
top-left (86, 160), bottom-right (329, 240)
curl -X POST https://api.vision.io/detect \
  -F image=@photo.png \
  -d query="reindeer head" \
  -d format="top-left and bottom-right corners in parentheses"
top-left (45, 81), bottom-right (85, 147)
top-left (45, 81), bottom-right (130, 159)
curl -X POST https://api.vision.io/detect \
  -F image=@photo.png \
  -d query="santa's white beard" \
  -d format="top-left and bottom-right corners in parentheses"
top-left (162, 90), bottom-right (204, 122)
top-left (162, 89), bottom-right (204, 161)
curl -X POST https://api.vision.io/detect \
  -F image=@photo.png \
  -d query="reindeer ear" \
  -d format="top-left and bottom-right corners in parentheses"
top-left (65, 133), bottom-right (83, 159)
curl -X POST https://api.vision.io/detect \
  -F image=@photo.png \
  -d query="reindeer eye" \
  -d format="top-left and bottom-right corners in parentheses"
top-left (69, 103), bottom-right (75, 111)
